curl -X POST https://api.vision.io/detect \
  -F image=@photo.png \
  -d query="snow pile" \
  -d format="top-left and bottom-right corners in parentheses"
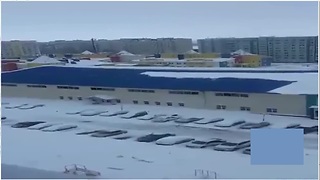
top-left (81, 50), bottom-right (94, 55)
top-left (32, 56), bottom-right (62, 64)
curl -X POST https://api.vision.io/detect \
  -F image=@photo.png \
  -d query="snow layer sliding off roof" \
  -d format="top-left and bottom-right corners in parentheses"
top-left (141, 71), bottom-right (318, 95)
top-left (1, 66), bottom-right (317, 95)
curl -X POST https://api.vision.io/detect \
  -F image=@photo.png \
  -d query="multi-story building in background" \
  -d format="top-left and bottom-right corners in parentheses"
top-left (198, 36), bottom-right (318, 63)
top-left (36, 38), bottom-right (192, 55)
top-left (1, 40), bottom-right (41, 59)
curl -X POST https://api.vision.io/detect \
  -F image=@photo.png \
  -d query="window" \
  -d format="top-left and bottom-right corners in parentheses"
top-left (68, 96), bottom-right (73, 100)
top-left (91, 87), bottom-right (115, 91)
top-left (167, 102), bottom-right (173, 106)
top-left (77, 97), bottom-right (82, 100)
top-left (178, 103), bottom-right (185, 107)
top-left (144, 101), bottom-right (149, 105)
top-left (155, 101), bottom-right (161, 105)
top-left (266, 108), bottom-right (277, 113)
top-left (133, 100), bottom-right (138, 104)
top-left (240, 106), bottom-right (251, 111)
top-left (2, 84), bottom-right (17, 87)
top-left (27, 85), bottom-right (47, 88)
top-left (217, 105), bottom-right (226, 110)
top-left (59, 96), bottom-right (64, 100)
top-left (57, 86), bottom-right (79, 90)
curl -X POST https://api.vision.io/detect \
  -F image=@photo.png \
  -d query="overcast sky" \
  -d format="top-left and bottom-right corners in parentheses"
top-left (2, 1), bottom-right (318, 42)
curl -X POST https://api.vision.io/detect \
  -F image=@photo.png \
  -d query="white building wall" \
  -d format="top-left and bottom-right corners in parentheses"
top-left (2, 85), bottom-right (307, 116)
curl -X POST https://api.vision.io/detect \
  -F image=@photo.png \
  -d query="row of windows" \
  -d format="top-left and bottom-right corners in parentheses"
top-left (2, 83), bottom-right (18, 87)
top-left (59, 96), bottom-right (121, 103)
top-left (57, 86), bottom-right (79, 90)
top-left (169, 91), bottom-right (199, 95)
top-left (217, 105), bottom-right (277, 113)
top-left (91, 87), bottom-right (115, 91)
top-left (215, 93), bottom-right (249, 98)
top-left (27, 85), bottom-right (47, 88)
top-left (128, 89), bottom-right (155, 93)
top-left (133, 100), bottom-right (185, 107)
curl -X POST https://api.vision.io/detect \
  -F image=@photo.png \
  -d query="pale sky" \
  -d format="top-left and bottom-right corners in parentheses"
top-left (1, 1), bottom-right (318, 42)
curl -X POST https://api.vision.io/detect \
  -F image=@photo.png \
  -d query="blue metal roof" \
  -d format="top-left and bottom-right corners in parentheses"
top-left (1, 66), bottom-right (294, 93)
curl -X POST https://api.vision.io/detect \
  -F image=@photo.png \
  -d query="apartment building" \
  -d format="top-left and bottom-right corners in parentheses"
top-left (1, 41), bottom-right (41, 59)
top-left (96, 38), bottom-right (192, 54)
top-left (198, 36), bottom-right (318, 63)
top-left (38, 40), bottom-right (95, 55)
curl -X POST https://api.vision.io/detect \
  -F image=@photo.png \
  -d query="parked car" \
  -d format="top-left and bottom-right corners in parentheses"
top-left (1, 116), bottom-right (7, 120)
top-left (185, 138), bottom-right (226, 149)
top-left (138, 114), bottom-right (166, 120)
top-left (91, 130), bottom-right (127, 137)
top-left (11, 121), bottom-right (45, 128)
top-left (155, 136), bottom-right (194, 146)
top-left (214, 120), bottom-right (246, 128)
top-left (174, 117), bottom-right (203, 123)
top-left (42, 124), bottom-right (78, 132)
top-left (136, 133), bottom-right (175, 142)
top-left (239, 122), bottom-right (271, 129)
top-left (121, 111), bottom-right (148, 119)
top-left (100, 110), bottom-right (129, 117)
top-left (285, 124), bottom-right (301, 129)
top-left (28, 123), bottom-right (57, 130)
top-left (303, 126), bottom-right (318, 134)
top-left (242, 148), bottom-right (251, 155)
top-left (152, 116), bottom-right (180, 123)
top-left (194, 118), bottom-right (224, 125)
top-left (213, 140), bottom-right (250, 152)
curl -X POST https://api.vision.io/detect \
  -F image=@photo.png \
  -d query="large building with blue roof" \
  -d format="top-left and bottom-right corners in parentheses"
top-left (1, 65), bottom-right (318, 119)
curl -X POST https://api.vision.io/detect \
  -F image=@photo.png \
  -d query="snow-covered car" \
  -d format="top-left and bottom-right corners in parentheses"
top-left (152, 115), bottom-right (181, 123)
top-left (239, 122), bottom-right (271, 129)
top-left (213, 140), bottom-right (250, 152)
top-left (121, 111), bottom-right (148, 119)
top-left (185, 138), bottom-right (226, 149)
top-left (11, 121), bottom-right (45, 128)
top-left (303, 126), bottom-right (318, 134)
top-left (155, 136), bottom-right (194, 146)
top-left (18, 104), bottom-right (45, 110)
top-left (5, 103), bottom-right (28, 109)
top-left (80, 110), bottom-right (108, 116)
top-left (242, 148), bottom-right (251, 155)
top-left (286, 123), bottom-right (301, 129)
top-left (194, 118), bottom-right (224, 124)
top-left (174, 117), bottom-right (203, 123)
top-left (214, 120), bottom-right (246, 128)
top-left (136, 133), bottom-right (175, 143)
top-left (28, 123), bottom-right (57, 130)
top-left (90, 130), bottom-right (127, 137)
top-left (42, 124), bottom-right (78, 132)
top-left (100, 110), bottom-right (129, 117)
top-left (137, 114), bottom-right (166, 120)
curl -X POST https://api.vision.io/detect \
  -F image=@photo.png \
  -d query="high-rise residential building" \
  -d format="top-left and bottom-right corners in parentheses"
top-left (38, 40), bottom-right (95, 55)
top-left (197, 36), bottom-right (318, 63)
top-left (96, 38), bottom-right (193, 54)
top-left (1, 40), bottom-right (41, 58)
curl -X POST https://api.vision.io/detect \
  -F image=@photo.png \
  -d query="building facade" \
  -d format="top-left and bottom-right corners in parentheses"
top-left (1, 66), bottom-right (318, 118)
top-left (197, 36), bottom-right (318, 63)
top-left (1, 41), bottom-right (41, 59)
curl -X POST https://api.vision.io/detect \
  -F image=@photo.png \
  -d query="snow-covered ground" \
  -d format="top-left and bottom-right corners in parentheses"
top-left (2, 97), bottom-right (318, 179)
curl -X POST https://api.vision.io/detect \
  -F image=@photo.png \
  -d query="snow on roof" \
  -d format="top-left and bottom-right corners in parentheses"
top-left (231, 49), bottom-right (254, 56)
top-left (141, 71), bottom-right (318, 95)
top-left (81, 50), bottom-right (94, 55)
top-left (32, 56), bottom-right (62, 64)
top-left (117, 51), bottom-right (134, 56)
